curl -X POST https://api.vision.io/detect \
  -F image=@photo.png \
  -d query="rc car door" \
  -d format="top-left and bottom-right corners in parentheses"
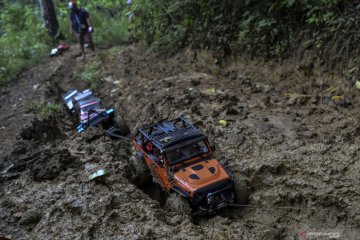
top-left (148, 146), bottom-right (171, 189)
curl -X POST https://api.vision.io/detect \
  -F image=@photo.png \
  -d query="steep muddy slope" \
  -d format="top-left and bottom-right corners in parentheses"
top-left (101, 46), bottom-right (360, 239)
top-left (1, 45), bottom-right (360, 239)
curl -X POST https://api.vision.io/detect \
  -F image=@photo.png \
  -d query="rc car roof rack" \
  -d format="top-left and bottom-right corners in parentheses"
top-left (138, 116), bottom-right (205, 150)
top-left (74, 89), bottom-right (93, 102)
top-left (63, 89), bottom-right (79, 100)
top-left (63, 89), bottom-right (80, 110)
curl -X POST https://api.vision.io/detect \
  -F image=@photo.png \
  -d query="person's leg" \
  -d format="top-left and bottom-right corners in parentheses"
top-left (86, 32), bottom-right (95, 52)
top-left (77, 32), bottom-right (85, 59)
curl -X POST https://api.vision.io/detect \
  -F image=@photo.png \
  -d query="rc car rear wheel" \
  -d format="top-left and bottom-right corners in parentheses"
top-left (129, 153), bottom-right (151, 187)
top-left (233, 174), bottom-right (248, 205)
top-left (165, 193), bottom-right (191, 215)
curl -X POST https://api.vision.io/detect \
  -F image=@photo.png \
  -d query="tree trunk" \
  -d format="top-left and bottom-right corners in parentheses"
top-left (38, 0), bottom-right (60, 38)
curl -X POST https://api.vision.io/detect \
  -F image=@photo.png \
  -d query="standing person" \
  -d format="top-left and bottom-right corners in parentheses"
top-left (68, 1), bottom-right (95, 60)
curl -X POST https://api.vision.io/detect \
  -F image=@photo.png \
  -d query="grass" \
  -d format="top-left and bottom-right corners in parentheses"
top-left (26, 101), bottom-right (62, 117)
top-left (77, 56), bottom-right (103, 88)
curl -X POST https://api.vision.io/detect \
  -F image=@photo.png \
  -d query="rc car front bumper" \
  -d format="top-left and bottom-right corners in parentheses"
top-left (196, 186), bottom-right (235, 215)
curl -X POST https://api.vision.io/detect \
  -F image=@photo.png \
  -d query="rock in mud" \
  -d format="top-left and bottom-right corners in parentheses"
top-left (19, 209), bottom-right (43, 229)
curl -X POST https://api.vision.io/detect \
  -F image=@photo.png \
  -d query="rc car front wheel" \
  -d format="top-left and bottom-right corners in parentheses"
top-left (129, 153), bottom-right (151, 187)
top-left (233, 173), bottom-right (248, 205)
top-left (165, 193), bottom-right (191, 215)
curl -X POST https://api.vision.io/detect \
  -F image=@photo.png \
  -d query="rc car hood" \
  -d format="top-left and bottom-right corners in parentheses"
top-left (173, 158), bottom-right (230, 195)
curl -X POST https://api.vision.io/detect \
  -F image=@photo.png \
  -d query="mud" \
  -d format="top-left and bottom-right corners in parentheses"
top-left (20, 117), bottom-right (64, 142)
top-left (1, 45), bottom-right (360, 239)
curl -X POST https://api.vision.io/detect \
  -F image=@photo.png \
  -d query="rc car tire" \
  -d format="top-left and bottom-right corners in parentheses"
top-left (129, 152), bottom-right (152, 187)
top-left (233, 173), bottom-right (248, 205)
top-left (165, 193), bottom-right (191, 215)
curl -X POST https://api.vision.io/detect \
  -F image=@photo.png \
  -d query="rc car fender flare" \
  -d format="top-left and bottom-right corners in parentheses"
top-left (172, 185), bottom-right (190, 198)
top-left (223, 165), bottom-right (234, 180)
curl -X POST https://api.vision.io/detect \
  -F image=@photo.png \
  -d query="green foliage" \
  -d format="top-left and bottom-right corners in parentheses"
top-left (0, 2), bottom-right (51, 86)
top-left (88, 10), bottom-right (130, 45)
top-left (0, 0), bottom-right (131, 86)
top-left (54, 0), bottom-right (130, 45)
top-left (77, 56), bottom-right (103, 88)
top-left (0, 0), bottom-right (359, 86)
top-left (27, 101), bottom-right (62, 116)
top-left (131, 0), bottom-right (359, 58)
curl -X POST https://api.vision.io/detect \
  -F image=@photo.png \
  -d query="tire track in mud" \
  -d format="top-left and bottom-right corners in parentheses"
top-left (47, 51), bottom-right (185, 235)
top-left (0, 50), bottom-right (82, 238)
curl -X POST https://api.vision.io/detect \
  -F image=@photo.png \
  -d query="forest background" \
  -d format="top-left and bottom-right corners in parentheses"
top-left (1, 0), bottom-right (359, 86)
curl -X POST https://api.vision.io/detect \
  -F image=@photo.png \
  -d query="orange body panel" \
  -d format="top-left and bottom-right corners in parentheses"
top-left (173, 159), bottom-right (231, 197)
top-left (132, 140), bottom-right (231, 195)
top-left (133, 141), bottom-right (171, 189)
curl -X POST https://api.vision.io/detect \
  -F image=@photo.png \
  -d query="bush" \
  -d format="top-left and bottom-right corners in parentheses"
top-left (0, 0), bottom-right (131, 87)
top-left (89, 10), bottom-right (130, 45)
top-left (0, 2), bottom-right (52, 86)
top-left (131, 0), bottom-right (360, 59)
top-left (1, 0), bottom-right (358, 86)
top-left (55, 0), bottom-right (130, 46)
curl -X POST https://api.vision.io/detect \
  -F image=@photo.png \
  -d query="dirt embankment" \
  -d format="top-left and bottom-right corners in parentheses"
top-left (1, 45), bottom-right (360, 239)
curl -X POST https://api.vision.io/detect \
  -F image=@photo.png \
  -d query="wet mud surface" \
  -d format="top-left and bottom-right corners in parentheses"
top-left (1, 45), bottom-right (360, 239)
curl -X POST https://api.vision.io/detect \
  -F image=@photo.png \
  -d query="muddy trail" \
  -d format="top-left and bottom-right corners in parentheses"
top-left (1, 45), bottom-right (360, 239)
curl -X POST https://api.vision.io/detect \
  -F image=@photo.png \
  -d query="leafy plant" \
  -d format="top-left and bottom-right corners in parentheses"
top-left (77, 56), bottom-right (103, 88)
top-left (0, 2), bottom-right (51, 86)
top-left (1, 0), bottom-right (359, 85)
top-left (128, 0), bottom-right (358, 60)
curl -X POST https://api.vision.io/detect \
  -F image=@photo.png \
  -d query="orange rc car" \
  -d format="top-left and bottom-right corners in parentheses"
top-left (130, 116), bottom-right (247, 215)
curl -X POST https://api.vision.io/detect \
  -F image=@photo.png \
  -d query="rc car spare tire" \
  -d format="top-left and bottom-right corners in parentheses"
top-left (233, 173), bottom-right (248, 205)
top-left (129, 152), bottom-right (151, 187)
top-left (165, 193), bottom-right (191, 215)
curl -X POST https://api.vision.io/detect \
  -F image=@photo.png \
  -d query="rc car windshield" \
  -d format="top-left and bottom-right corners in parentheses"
top-left (166, 140), bottom-right (209, 165)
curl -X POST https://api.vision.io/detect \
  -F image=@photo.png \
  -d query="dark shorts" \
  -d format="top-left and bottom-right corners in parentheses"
top-left (75, 31), bottom-right (92, 43)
